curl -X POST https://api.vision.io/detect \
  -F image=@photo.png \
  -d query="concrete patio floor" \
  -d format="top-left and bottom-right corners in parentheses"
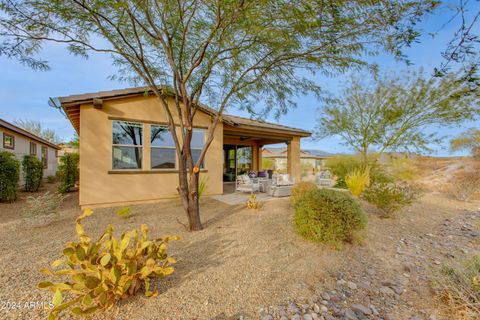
top-left (210, 182), bottom-right (281, 205)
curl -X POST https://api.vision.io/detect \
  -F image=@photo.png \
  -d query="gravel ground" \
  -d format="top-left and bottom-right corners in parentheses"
top-left (0, 185), bottom-right (478, 320)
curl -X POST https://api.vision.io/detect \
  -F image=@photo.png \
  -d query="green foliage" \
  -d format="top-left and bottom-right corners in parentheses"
top-left (116, 207), bottom-right (132, 219)
top-left (291, 181), bottom-right (317, 206)
top-left (38, 209), bottom-right (180, 320)
top-left (450, 128), bottom-right (480, 159)
top-left (46, 175), bottom-right (56, 183)
top-left (387, 157), bottom-right (418, 181)
top-left (22, 155), bottom-right (43, 192)
top-left (316, 72), bottom-right (480, 165)
top-left (294, 189), bottom-right (367, 245)
top-left (345, 169), bottom-right (370, 197)
top-left (433, 255), bottom-right (480, 319)
top-left (362, 182), bottom-right (418, 217)
top-left (325, 155), bottom-right (363, 188)
top-left (57, 153), bottom-right (79, 193)
top-left (0, 151), bottom-right (20, 202)
top-left (262, 158), bottom-right (275, 171)
top-left (23, 191), bottom-right (66, 218)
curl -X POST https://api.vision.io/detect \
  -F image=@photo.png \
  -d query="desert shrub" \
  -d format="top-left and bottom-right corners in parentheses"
top-left (345, 169), bottom-right (370, 196)
top-left (23, 192), bottom-right (66, 218)
top-left (325, 155), bottom-right (363, 188)
top-left (388, 157), bottom-right (418, 181)
top-left (57, 153), bottom-right (79, 193)
top-left (0, 151), bottom-right (20, 202)
top-left (291, 181), bottom-right (317, 206)
top-left (46, 175), bottom-right (56, 183)
top-left (22, 155), bottom-right (43, 192)
top-left (433, 255), bottom-right (480, 320)
top-left (116, 207), bottom-right (132, 218)
top-left (451, 170), bottom-right (480, 201)
top-left (362, 182), bottom-right (418, 217)
top-left (294, 188), bottom-right (367, 245)
top-left (38, 209), bottom-right (179, 319)
top-left (246, 194), bottom-right (261, 209)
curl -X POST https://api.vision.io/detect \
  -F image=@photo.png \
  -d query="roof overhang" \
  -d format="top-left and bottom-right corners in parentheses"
top-left (53, 86), bottom-right (311, 138)
top-left (0, 119), bottom-right (61, 150)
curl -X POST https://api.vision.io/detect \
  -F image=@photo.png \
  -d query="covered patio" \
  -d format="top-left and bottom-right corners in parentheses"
top-left (219, 115), bottom-right (311, 196)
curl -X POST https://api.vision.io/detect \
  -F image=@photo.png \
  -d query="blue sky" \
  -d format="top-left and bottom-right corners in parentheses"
top-left (0, 2), bottom-right (478, 156)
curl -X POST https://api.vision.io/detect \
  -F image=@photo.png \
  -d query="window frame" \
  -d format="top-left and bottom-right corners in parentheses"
top-left (30, 142), bottom-right (37, 156)
top-left (3, 133), bottom-right (15, 150)
top-left (112, 120), bottom-right (144, 170)
top-left (150, 124), bottom-right (177, 170)
top-left (41, 146), bottom-right (48, 169)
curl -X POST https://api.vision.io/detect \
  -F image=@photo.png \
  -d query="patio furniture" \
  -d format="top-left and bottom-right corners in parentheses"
top-left (259, 178), bottom-right (271, 193)
top-left (236, 174), bottom-right (260, 193)
top-left (268, 173), bottom-right (295, 197)
top-left (316, 170), bottom-right (334, 187)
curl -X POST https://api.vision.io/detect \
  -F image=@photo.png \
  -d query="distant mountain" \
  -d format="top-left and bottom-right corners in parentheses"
top-left (302, 149), bottom-right (334, 158)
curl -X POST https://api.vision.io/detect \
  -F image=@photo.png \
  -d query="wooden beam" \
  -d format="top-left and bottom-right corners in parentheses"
top-left (93, 99), bottom-right (103, 109)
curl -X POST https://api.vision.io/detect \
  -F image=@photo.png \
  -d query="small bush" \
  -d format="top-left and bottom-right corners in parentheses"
top-left (362, 182), bottom-right (418, 217)
top-left (57, 153), bottom-right (79, 193)
top-left (246, 194), bottom-right (261, 209)
top-left (116, 207), bottom-right (132, 218)
top-left (23, 192), bottom-right (66, 218)
top-left (46, 175), bottom-right (56, 183)
top-left (38, 209), bottom-right (179, 319)
top-left (0, 151), bottom-right (20, 202)
top-left (433, 255), bottom-right (480, 320)
top-left (345, 169), bottom-right (370, 196)
top-left (294, 189), bottom-right (367, 245)
top-left (291, 181), bottom-right (317, 206)
top-left (22, 155), bottom-right (43, 192)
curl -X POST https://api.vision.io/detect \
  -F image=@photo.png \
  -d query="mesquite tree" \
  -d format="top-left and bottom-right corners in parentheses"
top-left (315, 72), bottom-right (480, 166)
top-left (0, 0), bottom-right (435, 230)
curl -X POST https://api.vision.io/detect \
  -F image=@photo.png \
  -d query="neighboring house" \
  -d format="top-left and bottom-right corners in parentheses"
top-left (0, 118), bottom-right (60, 179)
top-left (53, 87), bottom-right (310, 208)
top-left (262, 147), bottom-right (332, 173)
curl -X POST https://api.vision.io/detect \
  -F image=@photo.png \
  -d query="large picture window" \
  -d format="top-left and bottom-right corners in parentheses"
top-left (150, 125), bottom-right (176, 169)
top-left (190, 128), bottom-right (205, 169)
top-left (112, 121), bottom-right (143, 169)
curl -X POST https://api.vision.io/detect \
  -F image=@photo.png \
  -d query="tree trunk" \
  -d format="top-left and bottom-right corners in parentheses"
top-left (177, 152), bottom-right (203, 231)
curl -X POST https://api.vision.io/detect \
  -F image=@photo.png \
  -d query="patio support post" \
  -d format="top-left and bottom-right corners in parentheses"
top-left (287, 137), bottom-right (301, 183)
top-left (258, 144), bottom-right (263, 171)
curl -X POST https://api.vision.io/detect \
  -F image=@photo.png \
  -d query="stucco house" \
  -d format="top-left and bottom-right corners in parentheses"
top-left (0, 118), bottom-right (60, 179)
top-left (52, 87), bottom-right (310, 208)
top-left (262, 147), bottom-right (331, 174)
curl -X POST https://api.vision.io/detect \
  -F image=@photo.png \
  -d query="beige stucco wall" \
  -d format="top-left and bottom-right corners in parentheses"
top-left (79, 95), bottom-right (223, 208)
top-left (0, 127), bottom-right (58, 183)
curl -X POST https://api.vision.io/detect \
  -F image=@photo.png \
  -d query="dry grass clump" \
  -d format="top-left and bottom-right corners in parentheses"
top-left (290, 181), bottom-right (317, 206)
top-left (433, 255), bottom-right (480, 320)
top-left (450, 167), bottom-right (480, 201)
